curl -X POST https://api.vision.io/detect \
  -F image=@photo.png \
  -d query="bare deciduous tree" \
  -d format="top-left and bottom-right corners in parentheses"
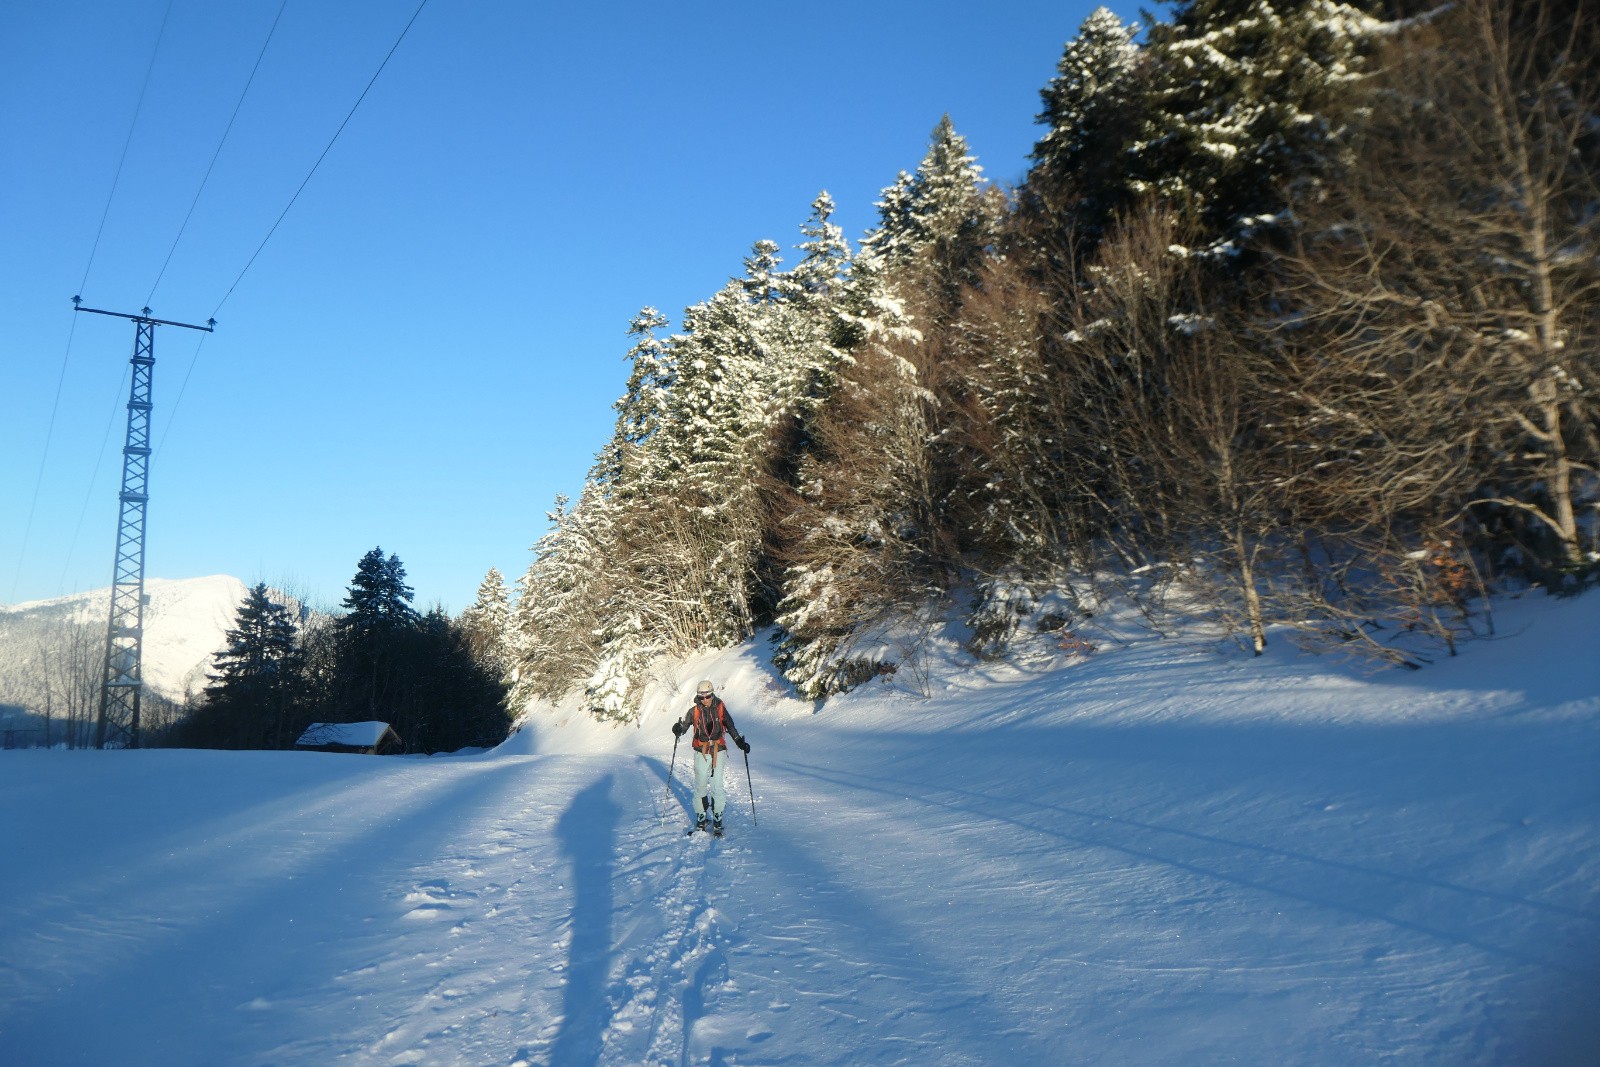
top-left (1274, 0), bottom-right (1600, 574)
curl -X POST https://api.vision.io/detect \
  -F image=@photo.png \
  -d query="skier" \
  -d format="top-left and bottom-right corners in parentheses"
top-left (671, 680), bottom-right (750, 836)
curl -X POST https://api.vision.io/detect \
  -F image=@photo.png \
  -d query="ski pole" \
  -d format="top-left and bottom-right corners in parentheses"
top-left (743, 747), bottom-right (757, 827)
top-left (661, 731), bottom-right (680, 827)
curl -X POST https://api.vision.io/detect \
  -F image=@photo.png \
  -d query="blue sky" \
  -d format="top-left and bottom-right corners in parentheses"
top-left (3, 0), bottom-right (1126, 614)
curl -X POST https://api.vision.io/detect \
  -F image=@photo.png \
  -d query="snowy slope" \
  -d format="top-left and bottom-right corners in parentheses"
top-left (1, 593), bottom-right (1596, 1066)
top-left (0, 575), bottom-right (257, 707)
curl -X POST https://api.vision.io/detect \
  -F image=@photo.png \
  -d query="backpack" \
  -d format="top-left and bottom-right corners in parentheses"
top-left (692, 699), bottom-right (727, 748)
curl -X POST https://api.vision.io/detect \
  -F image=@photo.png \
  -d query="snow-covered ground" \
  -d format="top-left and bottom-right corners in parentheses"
top-left (2, 592), bottom-right (1596, 1066)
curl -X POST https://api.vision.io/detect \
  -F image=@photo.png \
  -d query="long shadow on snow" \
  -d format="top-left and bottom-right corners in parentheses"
top-left (0, 750), bottom-right (458, 935)
top-left (779, 711), bottom-right (1599, 916)
top-left (547, 774), bottom-right (622, 1067)
top-left (0, 756), bottom-right (540, 1066)
top-left (611, 754), bottom-right (745, 1066)
top-left (731, 810), bottom-right (1064, 1065)
top-left (624, 754), bottom-right (1056, 1064)
top-left (774, 726), bottom-right (1600, 979)
top-left (635, 753), bottom-right (998, 1065)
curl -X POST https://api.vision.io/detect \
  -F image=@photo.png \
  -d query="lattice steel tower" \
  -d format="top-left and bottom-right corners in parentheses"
top-left (75, 299), bottom-right (214, 749)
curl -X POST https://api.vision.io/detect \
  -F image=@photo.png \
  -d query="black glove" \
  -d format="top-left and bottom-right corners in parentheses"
top-left (735, 736), bottom-right (750, 753)
top-left (672, 722), bottom-right (686, 738)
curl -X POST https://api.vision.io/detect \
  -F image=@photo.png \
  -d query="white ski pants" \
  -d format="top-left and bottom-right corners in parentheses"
top-left (691, 748), bottom-right (729, 818)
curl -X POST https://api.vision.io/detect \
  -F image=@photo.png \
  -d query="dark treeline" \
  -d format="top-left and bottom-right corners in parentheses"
top-left (503, 0), bottom-right (1597, 718)
top-left (159, 550), bottom-right (511, 753)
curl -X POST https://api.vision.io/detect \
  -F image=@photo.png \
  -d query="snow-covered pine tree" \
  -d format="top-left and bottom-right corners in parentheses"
top-left (583, 609), bottom-right (656, 723)
top-left (645, 219), bottom-right (856, 634)
top-left (613, 307), bottom-right (674, 456)
top-left (759, 192), bottom-right (856, 476)
top-left (741, 240), bottom-right (786, 305)
top-left (788, 192), bottom-right (852, 310)
top-left (772, 122), bottom-right (999, 697)
top-left (1132, 0), bottom-right (1385, 243)
top-left (459, 567), bottom-right (511, 676)
top-left (507, 492), bottom-right (611, 708)
top-left (512, 197), bottom-right (858, 720)
top-left (861, 116), bottom-right (997, 311)
top-left (1025, 6), bottom-right (1145, 245)
top-left (867, 171), bottom-right (918, 265)
top-left (658, 273), bottom-right (786, 634)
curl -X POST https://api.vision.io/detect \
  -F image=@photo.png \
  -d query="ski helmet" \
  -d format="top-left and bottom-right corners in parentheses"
top-left (696, 680), bottom-right (715, 696)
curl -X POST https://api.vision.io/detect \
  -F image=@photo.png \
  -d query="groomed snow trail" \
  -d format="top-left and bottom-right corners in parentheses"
top-left (1, 594), bottom-right (1596, 1065)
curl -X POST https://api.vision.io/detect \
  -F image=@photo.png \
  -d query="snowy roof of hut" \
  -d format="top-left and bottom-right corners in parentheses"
top-left (294, 721), bottom-right (398, 749)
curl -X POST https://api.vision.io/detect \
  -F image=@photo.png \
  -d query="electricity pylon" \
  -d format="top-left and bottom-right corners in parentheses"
top-left (75, 298), bottom-right (215, 749)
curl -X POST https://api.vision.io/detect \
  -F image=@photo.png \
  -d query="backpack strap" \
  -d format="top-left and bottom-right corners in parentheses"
top-left (691, 699), bottom-right (728, 769)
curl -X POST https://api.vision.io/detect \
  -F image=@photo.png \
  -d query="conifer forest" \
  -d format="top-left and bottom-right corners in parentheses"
top-left (494, 0), bottom-right (1599, 720)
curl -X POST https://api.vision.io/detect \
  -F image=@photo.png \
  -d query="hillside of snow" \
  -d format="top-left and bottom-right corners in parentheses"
top-left (1, 591), bottom-right (1596, 1065)
top-left (0, 575), bottom-right (261, 711)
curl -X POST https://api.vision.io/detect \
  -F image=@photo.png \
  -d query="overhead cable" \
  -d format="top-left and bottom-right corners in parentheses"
top-left (8, 1), bottom-right (174, 604)
top-left (210, 0), bottom-right (431, 320)
top-left (146, 0), bottom-right (290, 306)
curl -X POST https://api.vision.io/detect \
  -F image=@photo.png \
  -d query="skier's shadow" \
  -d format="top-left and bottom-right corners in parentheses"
top-left (548, 774), bottom-right (621, 1067)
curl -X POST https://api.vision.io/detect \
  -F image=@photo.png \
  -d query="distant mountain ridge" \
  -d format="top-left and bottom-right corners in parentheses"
top-left (0, 576), bottom-right (289, 717)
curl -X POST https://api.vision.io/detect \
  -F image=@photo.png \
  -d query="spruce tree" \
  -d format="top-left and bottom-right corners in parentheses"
top-left (788, 192), bottom-right (852, 309)
top-left (186, 583), bottom-right (303, 748)
top-left (459, 567), bottom-right (511, 675)
top-left (1025, 7), bottom-right (1145, 245)
top-left (342, 547), bottom-right (419, 636)
top-left (508, 492), bottom-right (612, 707)
top-left (1133, 0), bottom-right (1384, 241)
top-left (613, 307), bottom-right (674, 458)
top-left (861, 116), bottom-right (992, 293)
top-left (333, 547), bottom-right (421, 723)
top-left (209, 584), bottom-right (300, 690)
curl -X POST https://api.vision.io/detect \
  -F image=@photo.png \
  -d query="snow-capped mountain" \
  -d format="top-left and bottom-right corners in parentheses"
top-left (0, 576), bottom-right (262, 713)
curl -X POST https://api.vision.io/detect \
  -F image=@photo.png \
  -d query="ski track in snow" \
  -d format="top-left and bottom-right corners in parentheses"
top-left (1, 593), bottom-right (1597, 1065)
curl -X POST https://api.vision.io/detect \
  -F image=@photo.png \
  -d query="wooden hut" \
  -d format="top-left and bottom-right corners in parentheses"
top-left (294, 721), bottom-right (403, 755)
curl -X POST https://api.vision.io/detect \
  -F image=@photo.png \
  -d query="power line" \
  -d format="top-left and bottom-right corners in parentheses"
top-left (210, 0), bottom-right (431, 320)
top-left (19, 0), bottom-right (431, 604)
top-left (8, 314), bottom-right (83, 602)
top-left (80, 0), bottom-right (175, 299)
top-left (58, 364), bottom-right (133, 594)
top-left (154, 0), bottom-right (429, 464)
top-left (146, 0), bottom-right (290, 307)
top-left (154, 329), bottom-right (210, 457)
top-left (8, 0), bottom-right (174, 604)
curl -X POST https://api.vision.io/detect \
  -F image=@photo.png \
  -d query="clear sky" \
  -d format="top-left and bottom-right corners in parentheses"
top-left (3, 0), bottom-right (1126, 614)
